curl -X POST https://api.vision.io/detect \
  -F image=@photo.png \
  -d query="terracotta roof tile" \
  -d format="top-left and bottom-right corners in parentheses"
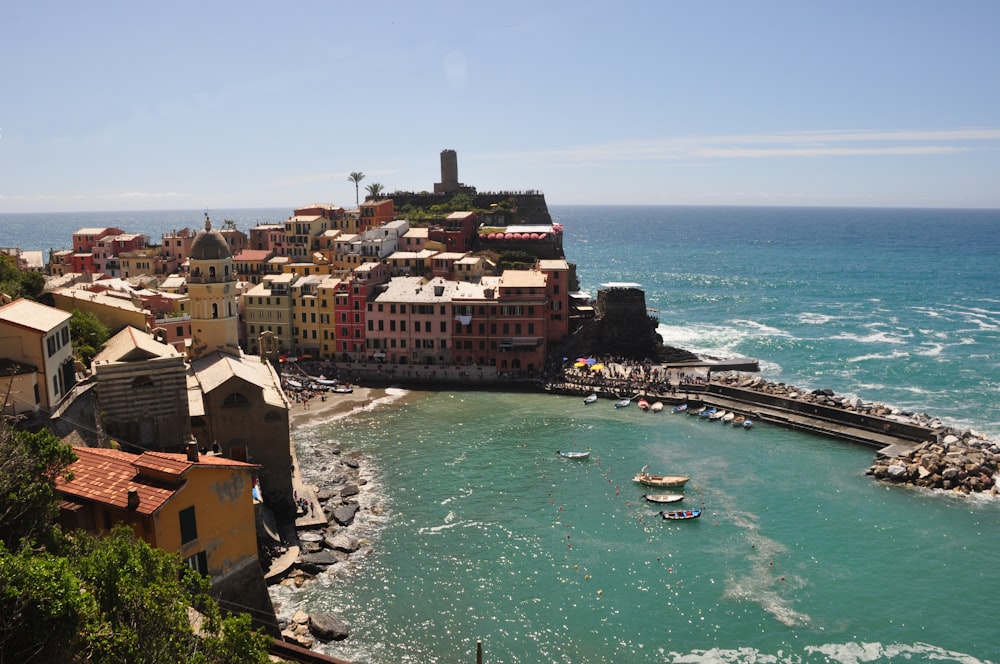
top-left (57, 447), bottom-right (257, 516)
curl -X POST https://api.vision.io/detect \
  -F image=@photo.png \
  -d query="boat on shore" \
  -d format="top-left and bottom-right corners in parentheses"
top-left (642, 493), bottom-right (684, 504)
top-left (661, 509), bottom-right (701, 520)
top-left (583, 393), bottom-right (598, 405)
top-left (633, 465), bottom-right (690, 488)
top-left (556, 450), bottom-right (591, 459)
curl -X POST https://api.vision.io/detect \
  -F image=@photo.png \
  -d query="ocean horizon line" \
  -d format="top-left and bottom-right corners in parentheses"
top-left (3, 201), bottom-right (1000, 217)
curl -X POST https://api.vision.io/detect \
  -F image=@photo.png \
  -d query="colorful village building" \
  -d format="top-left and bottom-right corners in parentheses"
top-left (55, 445), bottom-right (277, 631)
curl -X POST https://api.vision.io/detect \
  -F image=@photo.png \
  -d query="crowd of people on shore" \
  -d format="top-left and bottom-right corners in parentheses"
top-left (544, 356), bottom-right (710, 398)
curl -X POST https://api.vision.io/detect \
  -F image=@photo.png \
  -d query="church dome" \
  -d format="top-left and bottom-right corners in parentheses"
top-left (189, 216), bottom-right (231, 260)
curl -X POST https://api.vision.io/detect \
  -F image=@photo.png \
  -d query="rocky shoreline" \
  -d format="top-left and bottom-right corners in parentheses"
top-left (274, 447), bottom-right (383, 649)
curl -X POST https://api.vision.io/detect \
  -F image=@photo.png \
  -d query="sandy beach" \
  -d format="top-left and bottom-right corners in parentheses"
top-left (288, 385), bottom-right (387, 430)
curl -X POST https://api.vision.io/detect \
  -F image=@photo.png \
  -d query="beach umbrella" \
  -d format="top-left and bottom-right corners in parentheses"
top-left (585, 358), bottom-right (597, 365)
top-left (574, 361), bottom-right (587, 368)
top-left (590, 363), bottom-right (605, 371)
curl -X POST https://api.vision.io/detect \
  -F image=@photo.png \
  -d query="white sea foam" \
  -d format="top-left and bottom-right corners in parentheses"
top-left (846, 350), bottom-right (909, 363)
top-left (656, 319), bottom-right (793, 359)
top-left (798, 312), bottom-right (840, 325)
top-left (833, 330), bottom-right (910, 345)
top-left (723, 511), bottom-right (811, 629)
top-left (666, 641), bottom-right (994, 664)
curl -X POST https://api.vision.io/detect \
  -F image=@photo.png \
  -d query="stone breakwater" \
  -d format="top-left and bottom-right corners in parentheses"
top-left (553, 364), bottom-right (999, 496)
top-left (713, 373), bottom-right (946, 428)
top-left (711, 373), bottom-right (999, 496)
top-left (867, 434), bottom-right (1000, 495)
top-left (275, 449), bottom-right (383, 649)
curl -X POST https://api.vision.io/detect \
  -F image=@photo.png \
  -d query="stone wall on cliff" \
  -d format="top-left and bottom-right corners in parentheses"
top-left (558, 287), bottom-right (699, 363)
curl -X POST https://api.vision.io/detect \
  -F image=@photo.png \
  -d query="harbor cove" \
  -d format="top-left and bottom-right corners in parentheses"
top-left (2, 203), bottom-right (998, 663)
top-left (268, 206), bottom-right (1000, 663)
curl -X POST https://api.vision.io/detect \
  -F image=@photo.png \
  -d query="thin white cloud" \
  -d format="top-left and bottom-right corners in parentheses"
top-left (266, 170), bottom-right (399, 189)
top-left (103, 191), bottom-right (187, 199)
top-left (489, 127), bottom-right (1000, 164)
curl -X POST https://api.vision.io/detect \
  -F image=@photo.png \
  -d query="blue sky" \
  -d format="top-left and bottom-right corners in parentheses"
top-left (2, 1), bottom-right (999, 213)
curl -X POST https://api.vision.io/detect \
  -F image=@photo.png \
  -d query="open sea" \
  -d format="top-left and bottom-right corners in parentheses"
top-left (3, 205), bottom-right (999, 663)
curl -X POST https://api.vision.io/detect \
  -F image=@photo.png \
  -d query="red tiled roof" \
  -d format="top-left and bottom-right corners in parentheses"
top-left (57, 447), bottom-right (257, 516)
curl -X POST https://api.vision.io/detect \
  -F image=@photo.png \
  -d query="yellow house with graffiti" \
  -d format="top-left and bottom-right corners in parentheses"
top-left (57, 444), bottom-right (276, 629)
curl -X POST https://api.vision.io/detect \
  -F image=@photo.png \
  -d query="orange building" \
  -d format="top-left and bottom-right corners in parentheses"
top-left (57, 445), bottom-right (276, 628)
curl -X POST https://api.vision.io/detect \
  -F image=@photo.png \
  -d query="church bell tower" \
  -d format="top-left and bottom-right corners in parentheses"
top-left (186, 215), bottom-right (241, 359)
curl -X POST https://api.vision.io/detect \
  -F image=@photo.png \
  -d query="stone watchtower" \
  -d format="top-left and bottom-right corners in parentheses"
top-left (187, 215), bottom-right (241, 360)
top-left (433, 149), bottom-right (474, 195)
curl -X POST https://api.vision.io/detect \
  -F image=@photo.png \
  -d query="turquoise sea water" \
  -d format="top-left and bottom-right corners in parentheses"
top-left (276, 206), bottom-right (1000, 663)
top-left (4, 205), bottom-right (999, 662)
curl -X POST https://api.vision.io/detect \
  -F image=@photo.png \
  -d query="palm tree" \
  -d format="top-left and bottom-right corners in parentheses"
top-left (365, 182), bottom-right (385, 200)
top-left (347, 171), bottom-right (365, 207)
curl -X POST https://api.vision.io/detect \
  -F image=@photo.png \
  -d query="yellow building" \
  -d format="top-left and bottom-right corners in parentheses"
top-left (242, 273), bottom-right (296, 356)
top-left (57, 445), bottom-right (276, 630)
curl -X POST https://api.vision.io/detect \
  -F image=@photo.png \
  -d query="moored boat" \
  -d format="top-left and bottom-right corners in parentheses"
top-left (731, 414), bottom-right (746, 427)
top-left (650, 401), bottom-right (664, 413)
top-left (557, 450), bottom-right (591, 459)
top-left (709, 409), bottom-right (727, 421)
top-left (672, 403), bottom-right (688, 413)
top-left (642, 493), bottom-right (684, 504)
top-left (688, 405), bottom-right (706, 416)
top-left (633, 465), bottom-right (690, 488)
top-left (637, 398), bottom-right (650, 411)
top-left (722, 411), bottom-right (736, 423)
top-left (743, 419), bottom-right (754, 430)
top-left (614, 398), bottom-right (631, 409)
top-left (699, 407), bottom-right (717, 419)
top-left (583, 393), bottom-right (598, 405)
top-left (661, 509), bottom-right (702, 520)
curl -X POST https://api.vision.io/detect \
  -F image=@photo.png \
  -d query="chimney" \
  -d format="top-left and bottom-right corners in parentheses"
top-left (127, 488), bottom-right (140, 510)
top-left (186, 441), bottom-right (199, 462)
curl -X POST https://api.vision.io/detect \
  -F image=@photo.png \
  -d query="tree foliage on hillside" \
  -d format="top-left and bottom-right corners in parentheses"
top-left (0, 425), bottom-right (76, 550)
top-left (397, 193), bottom-right (481, 220)
top-left (69, 309), bottom-right (109, 367)
top-left (0, 423), bottom-right (273, 663)
top-left (0, 254), bottom-right (45, 302)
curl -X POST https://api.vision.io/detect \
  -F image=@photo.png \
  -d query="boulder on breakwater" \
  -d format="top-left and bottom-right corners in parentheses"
top-left (868, 430), bottom-right (1000, 495)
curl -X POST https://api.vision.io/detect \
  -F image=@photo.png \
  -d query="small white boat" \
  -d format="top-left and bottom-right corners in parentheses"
top-left (642, 493), bottom-right (684, 504)
top-left (557, 450), bottom-right (591, 460)
top-left (650, 401), bottom-right (664, 413)
top-left (633, 465), bottom-right (690, 488)
top-left (583, 393), bottom-right (598, 405)
top-left (614, 398), bottom-right (631, 409)
top-left (709, 409), bottom-right (727, 421)
top-left (743, 419), bottom-right (754, 430)
top-left (722, 411), bottom-right (736, 423)
top-left (688, 405), bottom-right (706, 416)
